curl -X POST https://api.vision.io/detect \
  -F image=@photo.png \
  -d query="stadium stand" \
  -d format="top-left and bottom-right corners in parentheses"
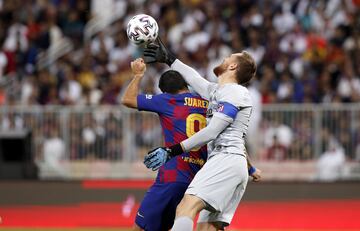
top-left (0, 0), bottom-right (359, 179)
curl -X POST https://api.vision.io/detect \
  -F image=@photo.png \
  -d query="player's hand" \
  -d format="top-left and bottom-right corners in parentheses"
top-left (143, 37), bottom-right (176, 66)
top-left (250, 168), bottom-right (262, 182)
top-left (144, 147), bottom-right (171, 171)
top-left (131, 58), bottom-right (146, 76)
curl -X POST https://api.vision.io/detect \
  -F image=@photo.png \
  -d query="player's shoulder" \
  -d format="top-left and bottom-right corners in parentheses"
top-left (139, 93), bottom-right (173, 103)
top-left (217, 84), bottom-right (251, 107)
top-left (220, 84), bottom-right (249, 93)
top-left (187, 92), bottom-right (204, 99)
top-left (149, 93), bottom-right (170, 99)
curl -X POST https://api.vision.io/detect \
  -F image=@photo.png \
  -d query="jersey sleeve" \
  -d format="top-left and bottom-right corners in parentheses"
top-left (137, 94), bottom-right (167, 113)
top-left (181, 115), bottom-right (230, 152)
top-left (213, 85), bottom-right (251, 123)
top-left (171, 59), bottom-right (217, 100)
top-left (213, 101), bottom-right (239, 123)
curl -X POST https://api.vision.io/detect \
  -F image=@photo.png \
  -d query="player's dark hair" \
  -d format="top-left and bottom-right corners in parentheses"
top-left (158, 70), bottom-right (188, 94)
top-left (236, 51), bottom-right (257, 85)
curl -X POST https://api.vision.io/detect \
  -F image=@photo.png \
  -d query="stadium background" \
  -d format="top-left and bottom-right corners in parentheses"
top-left (0, 0), bottom-right (360, 230)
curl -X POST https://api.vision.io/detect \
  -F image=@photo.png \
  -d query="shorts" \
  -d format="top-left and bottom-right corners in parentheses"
top-left (135, 182), bottom-right (189, 231)
top-left (185, 153), bottom-right (248, 227)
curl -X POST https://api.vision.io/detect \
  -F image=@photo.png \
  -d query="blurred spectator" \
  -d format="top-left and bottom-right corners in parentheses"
top-left (356, 143), bottom-right (360, 162)
top-left (245, 28), bottom-right (265, 65)
top-left (273, 5), bottom-right (296, 35)
top-left (264, 119), bottom-right (293, 149)
top-left (247, 81), bottom-right (262, 156)
top-left (91, 31), bottom-right (114, 56)
top-left (0, 0), bottom-right (359, 163)
top-left (0, 0), bottom-right (357, 105)
top-left (3, 14), bottom-right (28, 53)
top-left (266, 135), bottom-right (287, 161)
top-left (1, 112), bottom-right (23, 130)
top-left (337, 58), bottom-right (360, 102)
top-left (42, 129), bottom-right (66, 177)
top-left (59, 66), bottom-right (82, 104)
top-left (20, 75), bottom-right (36, 104)
top-left (277, 72), bottom-right (294, 103)
top-left (0, 49), bottom-right (8, 79)
top-left (316, 138), bottom-right (346, 181)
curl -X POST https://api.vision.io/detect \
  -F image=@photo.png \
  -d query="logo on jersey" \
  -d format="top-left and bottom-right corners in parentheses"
top-left (137, 212), bottom-right (144, 218)
top-left (145, 94), bottom-right (153, 99)
top-left (218, 104), bottom-right (224, 112)
top-left (206, 103), bottom-right (223, 118)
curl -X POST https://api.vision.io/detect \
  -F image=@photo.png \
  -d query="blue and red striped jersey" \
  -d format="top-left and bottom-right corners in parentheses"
top-left (137, 92), bottom-right (208, 184)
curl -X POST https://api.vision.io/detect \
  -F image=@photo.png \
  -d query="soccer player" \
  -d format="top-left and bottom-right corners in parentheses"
top-left (143, 39), bottom-right (258, 230)
top-left (121, 58), bottom-right (208, 231)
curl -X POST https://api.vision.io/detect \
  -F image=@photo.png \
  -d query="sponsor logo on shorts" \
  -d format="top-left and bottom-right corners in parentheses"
top-left (137, 212), bottom-right (144, 218)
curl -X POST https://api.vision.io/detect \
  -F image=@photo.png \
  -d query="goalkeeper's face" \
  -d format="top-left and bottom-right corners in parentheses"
top-left (213, 53), bottom-right (242, 77)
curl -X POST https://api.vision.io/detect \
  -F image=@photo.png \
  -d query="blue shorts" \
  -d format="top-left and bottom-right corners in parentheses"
top-left (135, 182), bottom-right (189, 231)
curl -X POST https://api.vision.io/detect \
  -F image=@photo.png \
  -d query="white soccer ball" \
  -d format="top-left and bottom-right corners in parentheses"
top-left (127, 14), bottom-right (159, 45)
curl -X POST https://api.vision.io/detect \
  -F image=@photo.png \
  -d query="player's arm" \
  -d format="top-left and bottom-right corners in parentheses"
top-left (247, 155), bottom-right (261, 182)
top-left (180, 100), bottom-right (239, 152)
top-left (144, 101), bottom-right (238, 171)
top-left (171, 59), bottom-right (214, 99)
top-left (121, 58), bottom-right (146, 109)
top-left (181, 114), bottom-right (230, 152)
top-left (144, 115), bottom-right (230, 170)
top-left (143, 37), bottom-right (214, 99)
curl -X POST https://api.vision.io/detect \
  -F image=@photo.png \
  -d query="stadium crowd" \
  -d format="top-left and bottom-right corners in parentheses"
top-left (0, 0), bottom-right (359, 163)
top-left (0, 0), bottom-right (359, 105)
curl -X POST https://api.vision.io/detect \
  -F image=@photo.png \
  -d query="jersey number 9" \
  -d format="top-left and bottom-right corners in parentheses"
top-left (186, 113), bottom-right (206, 151)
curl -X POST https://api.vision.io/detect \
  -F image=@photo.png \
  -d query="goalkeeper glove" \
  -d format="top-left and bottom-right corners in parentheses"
top-left (144, 144), bottom-right (183, 171)
top-left (143, 37), bottom-right (176, 66)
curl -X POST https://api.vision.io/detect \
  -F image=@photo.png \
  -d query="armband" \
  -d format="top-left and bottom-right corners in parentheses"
top-left (168, 143), bottom-right (184, 157)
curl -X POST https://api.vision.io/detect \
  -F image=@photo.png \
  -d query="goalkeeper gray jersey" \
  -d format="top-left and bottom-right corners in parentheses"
top-left (206, 83), bottom-right (253, 157)
top-left (170, 59), bottom-right (252, 157)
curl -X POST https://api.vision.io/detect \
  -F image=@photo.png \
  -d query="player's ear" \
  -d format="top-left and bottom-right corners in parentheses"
top-left (228, 62), bottom-right (238, 71)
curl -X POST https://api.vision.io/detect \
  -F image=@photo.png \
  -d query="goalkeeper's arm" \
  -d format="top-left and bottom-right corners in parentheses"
top-left (171, 59), bottom-right (214, 99)
top-left (165, 115), bottom-right (230, 157)
top-left (143, 37), bottom-right (213, 99)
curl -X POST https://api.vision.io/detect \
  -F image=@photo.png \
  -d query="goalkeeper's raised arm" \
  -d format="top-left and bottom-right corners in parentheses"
top-left (144, 37), bottom-right (214, 100)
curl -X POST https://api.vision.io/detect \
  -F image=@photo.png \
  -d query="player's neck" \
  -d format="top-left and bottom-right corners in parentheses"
top-left (176, 89), bottom-right (189, 94)
top-left (218, 74), bottom-right (238, 86)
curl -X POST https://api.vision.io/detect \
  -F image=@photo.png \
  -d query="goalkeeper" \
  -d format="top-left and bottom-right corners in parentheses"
top-left (143, 39), bottom-right (259, 230)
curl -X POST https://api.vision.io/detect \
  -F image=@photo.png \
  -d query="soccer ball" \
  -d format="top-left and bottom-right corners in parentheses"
top-left (127, 14), bottom-right (159, 45)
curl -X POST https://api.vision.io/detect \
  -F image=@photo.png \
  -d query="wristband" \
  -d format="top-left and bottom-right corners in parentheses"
top-left (248, 166), bottom-right (256, 175)
top-left (168, 143), bottom-right (184, 157)
top-left (166, 52), bottom-right (176, 66)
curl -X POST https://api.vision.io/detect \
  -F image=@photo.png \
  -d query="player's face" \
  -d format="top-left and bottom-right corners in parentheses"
top-left (213, 56), bottom-right (229, 77)
top-left (213, 53), bottom-right (241, 77)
